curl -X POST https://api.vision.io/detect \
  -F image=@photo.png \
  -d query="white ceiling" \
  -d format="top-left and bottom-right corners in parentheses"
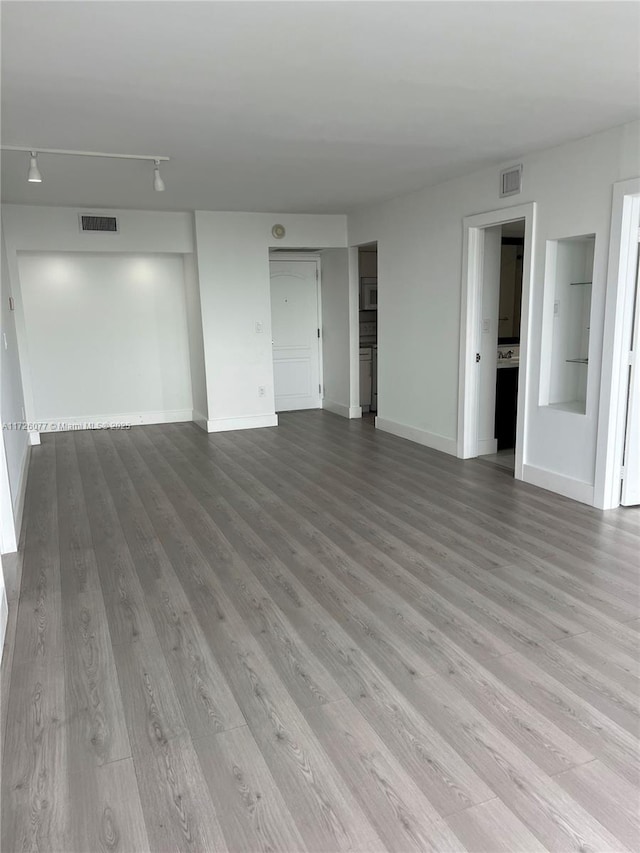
top-left (1, 1), bottom-right (638, 213)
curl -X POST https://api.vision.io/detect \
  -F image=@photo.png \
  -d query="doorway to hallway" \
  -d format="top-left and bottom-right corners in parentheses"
top-left (480, 220), bottom-right (525, 475)
top-left (358, 243), bottom-right (378, 416)
top-left (457, 202), bottom-right (536, 481)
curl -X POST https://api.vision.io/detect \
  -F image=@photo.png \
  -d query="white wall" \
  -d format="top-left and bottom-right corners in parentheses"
top-left (321, 249), bottom-right (354, 417)
top-left (2, 205), bottom-right (196, 433)
top-left (0, 222), bottom-right (29, 555)
top-left (193, 212), bottom-right (347, 431)
top-left (348, 120), bottom-right (640, 503)
top-left (18, 252), bottom-right (193, 426)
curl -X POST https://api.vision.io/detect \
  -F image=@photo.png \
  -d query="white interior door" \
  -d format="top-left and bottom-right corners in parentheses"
top-left (621, 253), bottom-right (640, 505)
top-left (270, 259), bottom-right (321, 412)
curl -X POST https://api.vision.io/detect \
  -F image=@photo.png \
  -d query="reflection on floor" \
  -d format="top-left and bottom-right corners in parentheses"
top-left (480, 449), bottom-right (515, 472)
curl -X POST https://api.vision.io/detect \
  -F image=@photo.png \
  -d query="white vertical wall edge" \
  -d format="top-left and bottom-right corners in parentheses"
top-left (192, 410), bottom-right (209, 431)
top-left (348, 247), bottom-right (362, 415)
top-left (594, 178), bottom-right (640, 509)
top-left (457, 202), bottom-right (536, 483)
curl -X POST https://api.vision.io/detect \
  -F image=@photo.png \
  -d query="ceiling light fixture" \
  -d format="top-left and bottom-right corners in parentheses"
top-left (2, 145), bottom-right (170, 190)
top-left (27, 151), bottom-right (42, 183)
top-left (153, 160), bottom-right (165, 192)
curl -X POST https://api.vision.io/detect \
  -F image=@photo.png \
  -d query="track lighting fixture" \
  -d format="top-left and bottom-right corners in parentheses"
top-left (2, 146), bottom-right (170, 191)
top-left (27, 151), bottom-right (42, 183)
top-left (153, 160), bottom-right (165, 192)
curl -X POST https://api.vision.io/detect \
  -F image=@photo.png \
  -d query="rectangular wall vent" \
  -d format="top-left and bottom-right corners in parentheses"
top-left (499, 165), bottom-right (523, 198)
top-left (79, 214), bottom-right (119, 233)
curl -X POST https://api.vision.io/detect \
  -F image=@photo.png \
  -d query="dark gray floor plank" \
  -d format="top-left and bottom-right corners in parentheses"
top-left (278, 414), bottom-right (640, 580)
top-left (55, 434), bottom-right (132, 768)
top-left (445, 797), bottom-right (548, 852)
top-left (66, 757), bottom-right (150, 853)
top-left (105, 434), bottom-right (387, 851)
top-left (1, 659), bottom-right (69, 851)
top-left (482, 651), bottom-right (640, 786)
top-left (89, 430), bottom-right (247, 739)
top-left (2, 412), bottom-right (639, 852)
top-left (107, 427), bottom-right (345, 714)
top-left (553, 759), bottom-right (640, 852)
top-left (193, 725), bottom-right (306, 853)
top-left (401, 674), bottom-right (629, 851)
top-left (303, 697), bottom-right (466, 851)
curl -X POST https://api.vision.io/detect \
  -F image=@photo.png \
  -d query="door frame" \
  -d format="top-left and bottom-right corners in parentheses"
top-left (457, 202), bottom-right (536, 480)
top-left (268, 252), bottom-right (323, 409)
top-left (594, 178), bottom-right (640, 509)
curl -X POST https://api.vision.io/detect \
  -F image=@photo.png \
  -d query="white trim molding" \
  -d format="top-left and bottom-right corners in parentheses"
top-left (37, 409), bottom-right (193, 433)
top-left (13, 444), bottom-right (31, 550)
top-left (477, 438), bottom-right (498, 456)
top-left (206, 413), bottom-right (278, 433)
top-left (0, 579), bottom-right (7, 663)
top-left (522, 463), bottom-right (594, 506)
top-left (375, 416), bottom-right (457, 456)
top-left (323, 399), bottom-right (362, 419)
top-left (457, 202), bottom-right (536, 483)
top-left (594, 178), bottom-right (640, 509)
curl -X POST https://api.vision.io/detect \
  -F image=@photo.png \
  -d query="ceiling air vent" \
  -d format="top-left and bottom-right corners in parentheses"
top-left (499, 164), bottom-right (523, 198)
top-left (79, 214), bottom-right (119, 233)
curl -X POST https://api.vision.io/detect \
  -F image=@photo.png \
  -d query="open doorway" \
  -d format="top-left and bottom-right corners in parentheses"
top-left (458, 203), bottom-right (536, 480)
top-left (480, 220), bottom-right (525, 473)
top-left (358, 243), bottom-right (378, 423)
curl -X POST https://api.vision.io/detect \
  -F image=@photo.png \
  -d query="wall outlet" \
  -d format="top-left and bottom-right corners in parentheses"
top-left (258, 385), bottom-right (266, 397)
top-left (482, 319), bottom-right (490, 333)
top-left (554, 300), bottom-right (560, 316)
top-left (255, 321), bottom-right (264, 334)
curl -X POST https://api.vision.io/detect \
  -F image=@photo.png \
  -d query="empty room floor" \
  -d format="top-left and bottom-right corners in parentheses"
top-left (1, 411), bottom-right (638, 852)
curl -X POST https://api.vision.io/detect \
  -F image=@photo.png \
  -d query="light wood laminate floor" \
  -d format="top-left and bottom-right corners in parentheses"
top-left (1, 411), bottom-right (639, 852)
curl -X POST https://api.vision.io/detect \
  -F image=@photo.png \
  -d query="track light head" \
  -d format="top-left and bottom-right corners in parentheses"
top-left (153, 160), bottom-right (165, 192)
top-left (27, 151), bottom-right (42, 183)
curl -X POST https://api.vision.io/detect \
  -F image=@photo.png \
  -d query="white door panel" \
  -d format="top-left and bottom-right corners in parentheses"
top-left (270, 260), bottom-right (321, 412)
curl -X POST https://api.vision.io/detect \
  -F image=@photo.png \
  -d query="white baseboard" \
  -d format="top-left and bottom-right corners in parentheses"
top-left (39, 409), bottom-right (193, 433)
top-left (207, 413), bottom-right (278, 433)
top-left (522, 463), bottom-right (595, 506)
top-left (0, 581), bottom-right (7, 664)
top-left (323, 400), bottom-right (362, 419)
top-left (478, 438), bottom-right (498, 455)
top-left (13, 442), bottom-right (31, 550)
top-left (192, 410), bottom-right (209, 432)
top-left (375, 417), bottom-right (457, 456)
